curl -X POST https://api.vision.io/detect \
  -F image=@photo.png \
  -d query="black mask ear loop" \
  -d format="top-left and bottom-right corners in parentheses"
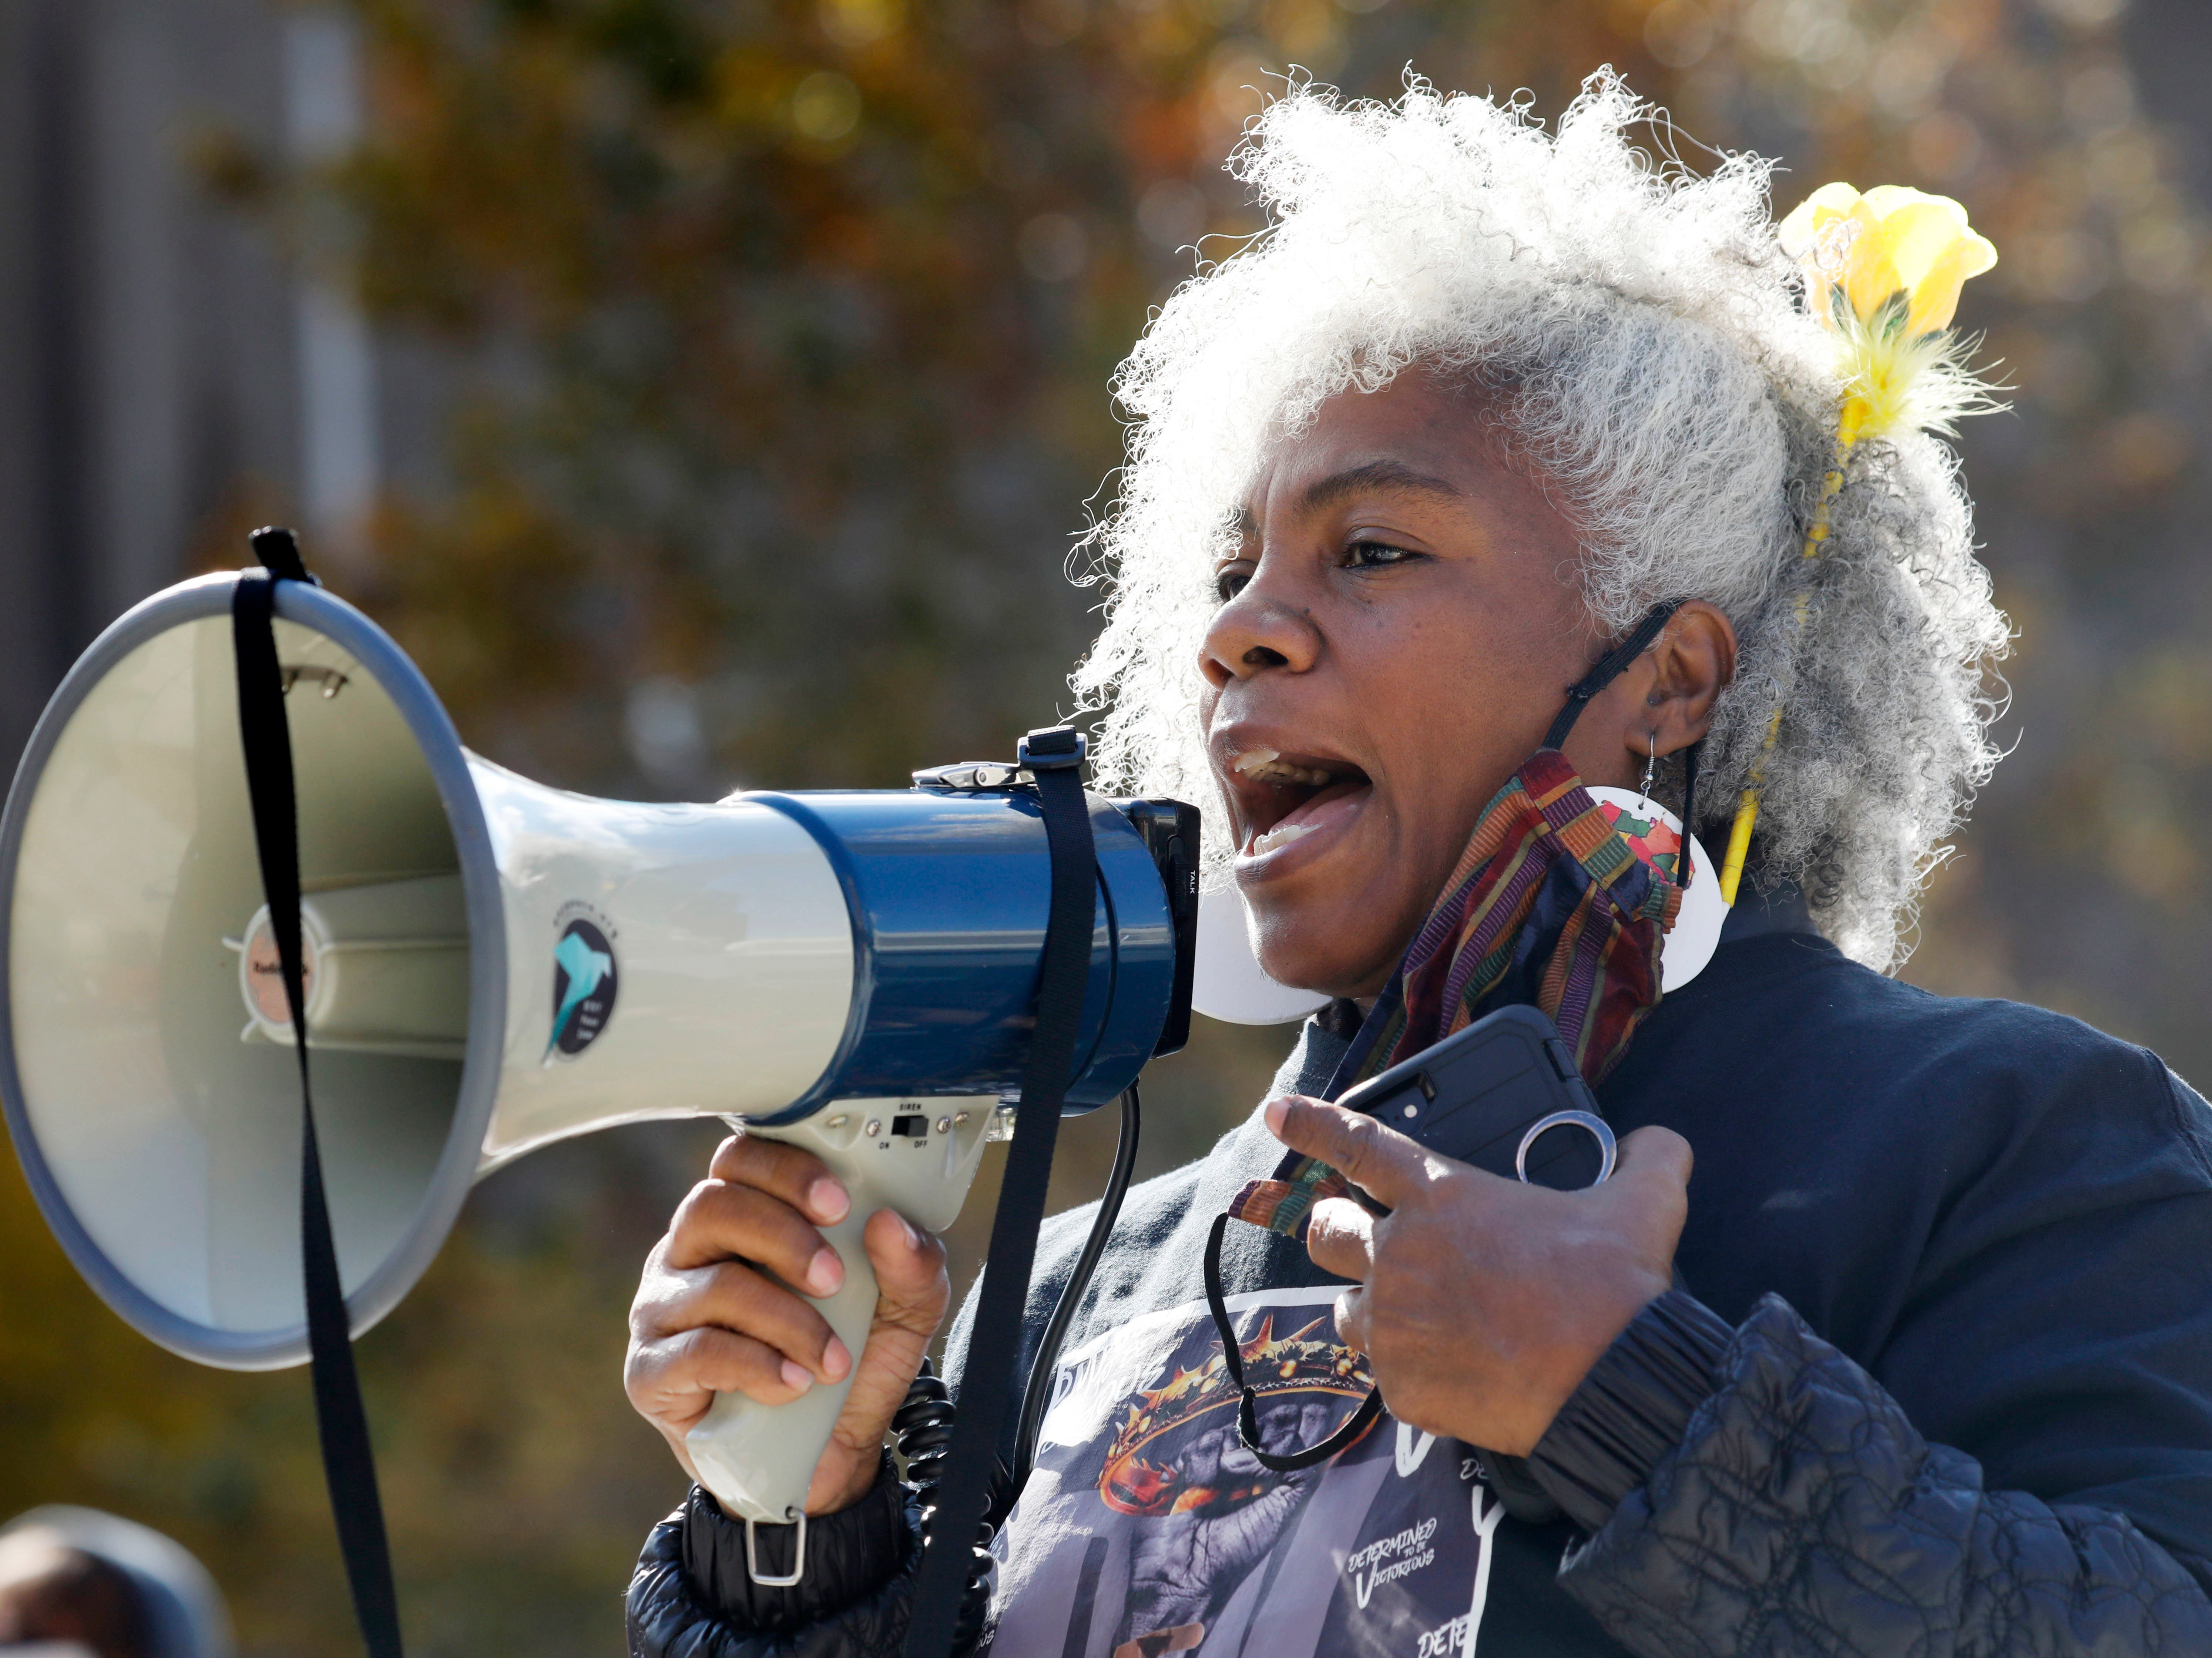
top-left (1544, 599), bottom-right (1703, 883)
top-left (1541, 600), bottom-right (1685, 752)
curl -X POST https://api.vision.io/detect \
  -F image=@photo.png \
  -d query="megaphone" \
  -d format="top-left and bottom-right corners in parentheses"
top-left (0, 568), bottom-right (1197, 1537)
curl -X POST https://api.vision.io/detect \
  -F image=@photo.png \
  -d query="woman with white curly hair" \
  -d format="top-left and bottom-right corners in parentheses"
top-left (624, 74), bottom-right (2212, 1657)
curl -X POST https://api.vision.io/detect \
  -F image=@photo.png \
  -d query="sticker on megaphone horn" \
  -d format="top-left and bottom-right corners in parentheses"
top-left (547, 901), bottom-right (619, 1061)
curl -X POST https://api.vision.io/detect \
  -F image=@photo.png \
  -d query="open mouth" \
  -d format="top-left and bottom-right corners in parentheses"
top-left (1228, 747), bottom-right (1373, 865)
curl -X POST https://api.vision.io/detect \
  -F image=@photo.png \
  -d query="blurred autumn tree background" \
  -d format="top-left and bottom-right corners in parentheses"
top-left (4, 0), bottom-right (2212, 1651)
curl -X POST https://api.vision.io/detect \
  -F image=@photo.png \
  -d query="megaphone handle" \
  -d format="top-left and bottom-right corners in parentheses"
top-left (684, 1205), bottom-right (879, 1530)
top-left (682, 1104), bottom-right (999, 1574)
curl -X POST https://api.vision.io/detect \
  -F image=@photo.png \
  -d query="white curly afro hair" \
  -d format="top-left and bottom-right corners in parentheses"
top-left (1072, 70), bottom-right (2009, 970)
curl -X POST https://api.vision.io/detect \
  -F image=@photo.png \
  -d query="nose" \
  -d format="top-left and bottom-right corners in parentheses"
top-left (1199, 566), bottom-right (1322, 690)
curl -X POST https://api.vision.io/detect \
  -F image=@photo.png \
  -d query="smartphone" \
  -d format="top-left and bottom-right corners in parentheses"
top-left (1332, 1002), bottom-right (1616, 1527)
top-left (1335, 1003), bottom-right (1612, 1191)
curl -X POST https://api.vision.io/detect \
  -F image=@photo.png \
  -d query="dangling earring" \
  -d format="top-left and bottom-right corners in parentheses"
top-left (1639, 733), bottom-right (1658, 807)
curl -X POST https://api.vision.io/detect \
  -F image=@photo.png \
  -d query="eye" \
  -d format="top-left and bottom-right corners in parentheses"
top-left (1214, 563), bottom-right (1254, 603)
top-left (1344, 538), bottom-right (1417, 571)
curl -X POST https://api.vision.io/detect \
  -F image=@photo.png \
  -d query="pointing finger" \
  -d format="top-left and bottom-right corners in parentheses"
top-left (1264, 1096), bottom-right (1427, 1209)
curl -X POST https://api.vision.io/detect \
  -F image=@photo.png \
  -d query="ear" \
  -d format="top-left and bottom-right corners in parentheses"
top-left (1646, 601), bottom-right (1736, 753)
top-left (1561, 602), bottom-right (1738, 790)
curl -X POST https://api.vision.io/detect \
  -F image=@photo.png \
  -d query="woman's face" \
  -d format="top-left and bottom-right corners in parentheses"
top-left (1199, 372), bottom-right (1648, 1000)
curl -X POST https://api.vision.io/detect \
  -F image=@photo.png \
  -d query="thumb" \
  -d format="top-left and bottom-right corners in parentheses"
top-left (860, 1208), bottom-right (949, 1335)
top-left (811, 1211), bottom-right (949, 1511)
top-left (1603, 1125), bottom-right (1693, 1261)
top-left (1611, 1124), bottom-right (1693, 1189)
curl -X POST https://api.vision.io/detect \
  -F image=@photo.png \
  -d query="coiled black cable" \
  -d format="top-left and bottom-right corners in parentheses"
top-left (893, 1084), bottom-right (1142, 1655)
top-left (893, 1360), bottom-right (1003, 1654)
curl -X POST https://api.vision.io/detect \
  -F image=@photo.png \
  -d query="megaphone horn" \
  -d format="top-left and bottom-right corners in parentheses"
top-left (0, 560), bottom-right (1198, 1547)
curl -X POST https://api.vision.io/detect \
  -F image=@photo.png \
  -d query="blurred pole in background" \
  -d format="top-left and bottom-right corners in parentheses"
top-left (286, 9), bottom-right (379, 573)
top-left (0, 0), bottom-right (346, 761)
top-left (0, 0), bottom-right (94, 755)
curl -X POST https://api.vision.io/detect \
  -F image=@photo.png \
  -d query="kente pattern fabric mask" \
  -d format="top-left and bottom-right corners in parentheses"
top-left (1225, 745), bottom-right (1682, 1240)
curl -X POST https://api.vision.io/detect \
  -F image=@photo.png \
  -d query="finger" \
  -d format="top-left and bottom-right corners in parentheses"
top-left (664, 1179), bottom-right (842, 1293)
top-left (707, 1131), bottom-right (852, 1227)
top-left (1333, 1285), bottom-right (1370, 1354)
top-left (626, 1324), bottom-right (816, 1429)
top-left (1303, 1196), bottom-right (1376, 1282)
top-left (1263, 1096), bottom-right (1426, 1208)
top-left (645, 1258), bottom-right (849, 1383)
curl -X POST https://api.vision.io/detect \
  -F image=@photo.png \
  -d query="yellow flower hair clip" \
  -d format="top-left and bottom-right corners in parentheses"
top-left (1781, 182), bottom-right (1999, 441)
top-left (1717, 183), bottom-right (2000, 907)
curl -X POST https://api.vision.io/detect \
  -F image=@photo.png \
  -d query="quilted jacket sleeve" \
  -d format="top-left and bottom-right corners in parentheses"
top-left (1547, 1293), bottom-right (2212, 1657)
top-left (625, 1459), bottom-right (921, 1658)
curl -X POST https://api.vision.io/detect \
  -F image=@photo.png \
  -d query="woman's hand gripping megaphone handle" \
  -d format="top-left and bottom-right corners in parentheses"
top-left (684, 1200), bottom-right (886, 1545)
top-left (627, 1117), bottom-right (979, 1553)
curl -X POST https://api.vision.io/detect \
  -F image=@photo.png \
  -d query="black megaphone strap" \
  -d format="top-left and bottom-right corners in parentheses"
top-left (232, 527), bottom-right (405, 1658)
top-left (900, 728), bottom-right (1098, 1658)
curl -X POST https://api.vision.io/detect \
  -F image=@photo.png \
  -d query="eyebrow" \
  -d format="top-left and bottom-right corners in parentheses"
top-left (1226, 460), bottom-right (1464, 548)
top-left (1296, 459), bottom-right (1463, 516)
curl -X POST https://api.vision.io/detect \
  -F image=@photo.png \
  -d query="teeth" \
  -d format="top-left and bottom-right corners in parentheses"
top-left (1232, 748), bottom-right (1338, 789)
top-left (1244, 821), bottom-right (1316, 859)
